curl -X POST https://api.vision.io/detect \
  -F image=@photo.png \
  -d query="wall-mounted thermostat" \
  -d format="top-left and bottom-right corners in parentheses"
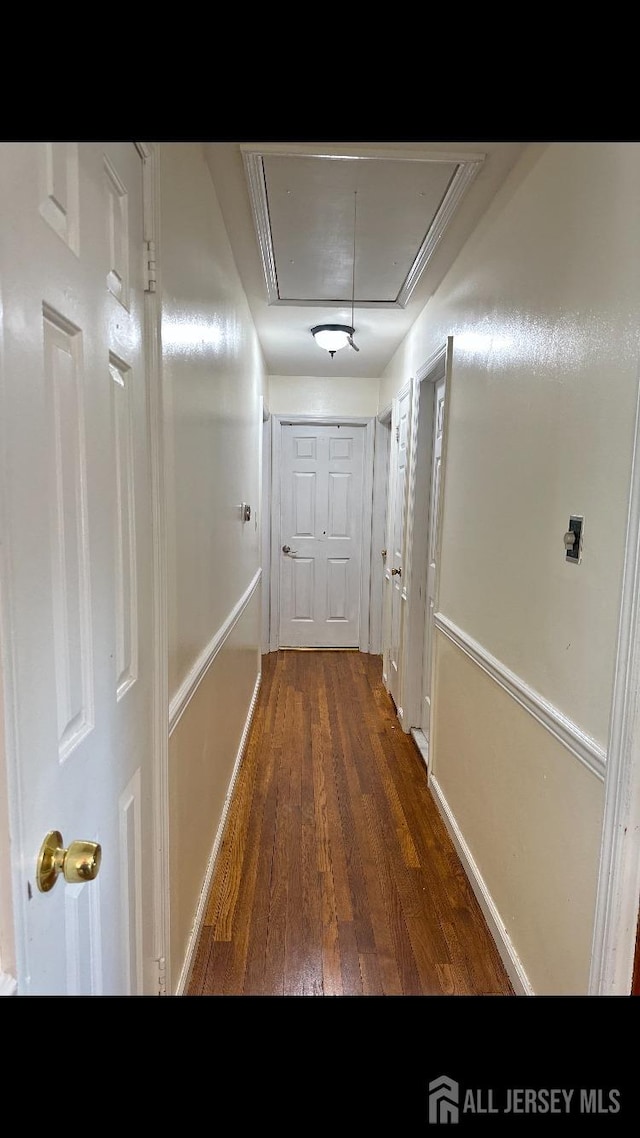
top-left (564, 515), bottom-right (584, 563)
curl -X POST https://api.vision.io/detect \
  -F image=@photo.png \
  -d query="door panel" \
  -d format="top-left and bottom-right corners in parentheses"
top-left (279, 424), bottom-right (365, 648)
top-left (327, 559), bottom-right (349, 620)
top-left (0, 142), bottom-right (153, 995)
top-left (43, 307), bottom-right (93, 759)
top-left (293, 558), bottom-right (314, 620)
top-left (294, 471), bottom-right (316, 535)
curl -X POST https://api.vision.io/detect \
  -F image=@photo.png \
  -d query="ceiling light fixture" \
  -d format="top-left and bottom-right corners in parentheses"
top-left (311, 190), bottom-right (360, 359)
top-left (310, 323), bottom-right (354, 357)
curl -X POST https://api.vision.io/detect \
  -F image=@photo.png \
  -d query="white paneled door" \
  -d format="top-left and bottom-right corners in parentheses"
top-left (421, 378), bottom-right (445, 740)
top-left (0, 143), bottom-right (154, 994)
top-left (385, 384), bottom-right (412, 712)
top-left (279, 424), bottom-right (366, 648)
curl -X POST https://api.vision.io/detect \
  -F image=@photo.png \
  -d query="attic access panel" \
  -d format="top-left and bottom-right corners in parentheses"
top-left (242, 148), bottom-right (483, 309)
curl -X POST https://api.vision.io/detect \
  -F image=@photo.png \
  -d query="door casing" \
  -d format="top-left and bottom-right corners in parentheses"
top-left (400, 341), bottom-right (452, 741)
top-left (368, 415), bottom-right (392, 656)
top-left (260, 401), bottom-right (271, 654)
top-left (589, 349), bottom-right (640, 994)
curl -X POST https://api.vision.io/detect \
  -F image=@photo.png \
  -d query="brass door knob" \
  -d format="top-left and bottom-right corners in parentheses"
top-left (36, 830), bottom-right (102, 893)
top-left (391, 567), bottom-right (402, 577)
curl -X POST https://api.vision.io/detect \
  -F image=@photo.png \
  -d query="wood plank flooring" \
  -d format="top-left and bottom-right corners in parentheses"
top-left (187, 650), bottom-right (514, 996)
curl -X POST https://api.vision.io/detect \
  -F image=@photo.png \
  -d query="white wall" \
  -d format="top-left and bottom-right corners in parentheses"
top-left (379, 142), bottom-right (640, 993)
top-left (160, 143), bottom-right (266, 990)
top-left (269, 374), bottom-right (379, 417)
top-left (169, 587), bottom-right (260, 988)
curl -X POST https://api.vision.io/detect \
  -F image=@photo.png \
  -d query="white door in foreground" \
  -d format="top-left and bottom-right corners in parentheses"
top-left (279, 424), bottom-right (365, 648)
top-left (0, 142), bottom-right (154, 994)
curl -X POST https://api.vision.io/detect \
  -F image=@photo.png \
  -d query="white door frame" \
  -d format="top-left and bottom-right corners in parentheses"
top-left (0, 531), bottom-right (16, 993)
top-left (269, 415), bottom-right (375, 653)
top-left (589, 363), bottom-right (640, 995)
top-left (0, 141), bottom-right (168, 995)
top-left (368, 412), bottom-right (392, 656)
top-left (261, 401), bottom-right (271, 655)
top-left (0, 204), bottom-right (16, 989)
top-left (138, 142), bottom-right (169, 995)
top-left (399, 340), bottom-right (452, 738)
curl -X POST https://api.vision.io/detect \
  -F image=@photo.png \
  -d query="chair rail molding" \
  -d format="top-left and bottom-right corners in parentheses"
top-left (434, 614), bottom-right (606, 781)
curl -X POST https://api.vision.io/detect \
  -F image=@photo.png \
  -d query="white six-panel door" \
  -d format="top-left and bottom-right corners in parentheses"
top-left (279, 424), bottom-right (366, 648)
top-left (0, 142), bottom-right (154, 994)
top-left (385, 385), bottom-right (412, 711)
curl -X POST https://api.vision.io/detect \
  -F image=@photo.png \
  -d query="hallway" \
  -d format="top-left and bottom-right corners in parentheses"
top-left (187, 650), bottom-right (514, 996)
top-left (4, 141), bottom-right (640, 1000)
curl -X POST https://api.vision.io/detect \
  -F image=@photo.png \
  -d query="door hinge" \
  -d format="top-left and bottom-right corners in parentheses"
top-left (155, 955), bottom-right (167, 996)
top-left (144, 240), bottom-right (157, 293)
top-left (395, 425), bottom-right (400, 442)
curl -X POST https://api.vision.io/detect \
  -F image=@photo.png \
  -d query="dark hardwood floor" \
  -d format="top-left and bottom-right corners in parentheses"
top-left (187, 650), bottom-right (514, 996)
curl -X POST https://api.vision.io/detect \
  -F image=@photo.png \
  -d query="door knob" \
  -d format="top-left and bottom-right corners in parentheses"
top-left (282, 545), bottom-right (298, 555)
top-left (381, 549), bottom-right (388, 559)
top-left (36, 830), bottom-right (102, 893)
top-left (391, 567), bottom-right (402, 577)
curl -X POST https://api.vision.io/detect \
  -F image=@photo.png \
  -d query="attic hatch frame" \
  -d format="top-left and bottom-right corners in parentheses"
top-left (241, 143), bottom-right (485, 310)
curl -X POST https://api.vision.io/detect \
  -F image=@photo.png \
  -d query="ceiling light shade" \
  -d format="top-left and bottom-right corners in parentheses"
top-left (311, 324), bottom-right (355, 358)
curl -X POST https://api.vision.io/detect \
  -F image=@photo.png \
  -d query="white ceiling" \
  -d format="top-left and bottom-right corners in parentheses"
top-left (204, 141), bottom-right (528, 379)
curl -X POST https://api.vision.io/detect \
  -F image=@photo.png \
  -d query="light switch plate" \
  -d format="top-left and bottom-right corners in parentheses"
top-left (566, 515), bottom-right (584, 563)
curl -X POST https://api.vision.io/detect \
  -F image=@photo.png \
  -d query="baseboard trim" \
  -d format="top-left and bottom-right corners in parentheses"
top-left (169, 569), bottom-right (261, 735)
top-left (434, 612), bottom-right (606, 782)
top-left (174, 670), bottom-right (262, 996)
top-left (410, 727), bottom-right (429, 768)
top-left (429, 773), bottom-right (534, 996)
